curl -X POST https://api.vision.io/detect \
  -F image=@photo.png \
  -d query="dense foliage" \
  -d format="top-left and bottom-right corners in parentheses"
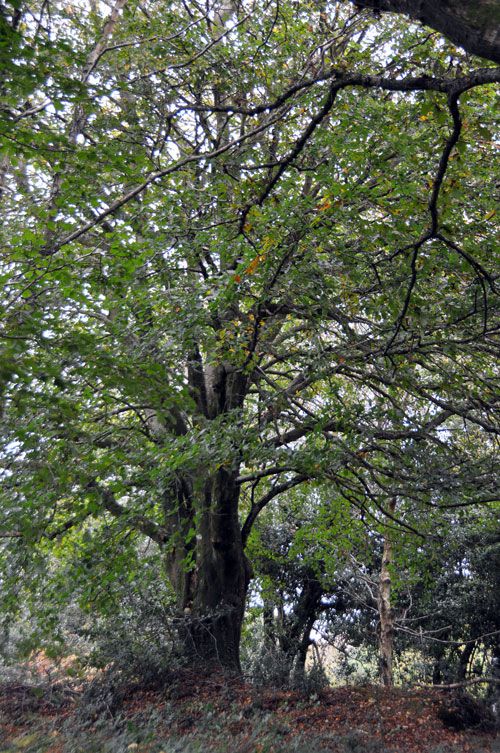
top-left (0, 0), bottom-right (498, 680)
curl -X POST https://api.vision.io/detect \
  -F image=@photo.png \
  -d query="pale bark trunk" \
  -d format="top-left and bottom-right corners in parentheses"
top-left (378, 498), bottom-right (396, 687)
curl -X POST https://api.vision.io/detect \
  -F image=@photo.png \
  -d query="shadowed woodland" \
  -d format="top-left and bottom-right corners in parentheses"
top-left (0, 0), bottom-right (499, 750)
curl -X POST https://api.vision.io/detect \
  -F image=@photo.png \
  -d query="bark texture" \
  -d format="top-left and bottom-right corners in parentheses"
top-left (378, 498), bottom-right (396, 687)
top-left (355, 0), bottom-right (500, 63)
top-left (162, 357), bottom-right (252, 672)
top-left (165, 469), bottom-right (251, 672)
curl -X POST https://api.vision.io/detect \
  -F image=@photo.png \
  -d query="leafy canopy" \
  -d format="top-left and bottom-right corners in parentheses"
top-left (0, 0), bottom-right (498, 641)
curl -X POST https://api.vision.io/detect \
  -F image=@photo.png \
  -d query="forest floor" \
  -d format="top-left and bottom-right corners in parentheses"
top-left (0, 670), bottom-right (498, 753)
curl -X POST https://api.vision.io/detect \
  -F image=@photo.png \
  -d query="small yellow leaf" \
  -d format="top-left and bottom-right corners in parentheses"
top-left (245, 256), bottom-right (260, 275)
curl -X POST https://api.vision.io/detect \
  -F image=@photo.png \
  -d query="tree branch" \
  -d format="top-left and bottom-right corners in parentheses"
top-left (241, 474), bottom-right (309, 545)
top-left (87, 482), bottom-right (168, 545)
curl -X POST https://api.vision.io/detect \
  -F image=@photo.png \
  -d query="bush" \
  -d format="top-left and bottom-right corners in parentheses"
top-left (243, 642), bottom-right (329, 694)
top-left (437, 691), bottom-right (496, 731)
top-left (243, 643), bottom-right (293, 687)
top-left (78, 576), bottom-right (180, 687)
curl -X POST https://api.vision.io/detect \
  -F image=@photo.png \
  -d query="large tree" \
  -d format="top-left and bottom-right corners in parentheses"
top-left (0, 0), bottom-right (498, 671)
top-left (354, 0), bottom-right (500, 64)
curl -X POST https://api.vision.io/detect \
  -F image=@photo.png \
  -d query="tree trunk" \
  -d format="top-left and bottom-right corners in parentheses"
top-left (432, 660), bottom-right (443, 685)
top-left (165, 467), bottom-right (251, 672)
top-left (263, 599), bottom-right (277, 649)
top-left (488, 641), bottom-right (500, 726)
top-left (378, 498), bottom-right (396, 687)
top-left (287, 574), bottom-right (323, 680)
top-left (263, 573), bottom-right (324, 684)
top-left (457, 640), bottom-right (476, 681)
top-left (162, 348), bottom-right (252, 671)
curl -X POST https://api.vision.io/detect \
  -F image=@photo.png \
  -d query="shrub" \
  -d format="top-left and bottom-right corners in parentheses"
top-left (437, 691), bottom-right (496, 732)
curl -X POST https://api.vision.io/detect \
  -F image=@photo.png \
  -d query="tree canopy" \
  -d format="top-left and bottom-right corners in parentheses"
top-left (0, 0), bottom-right (498, 673)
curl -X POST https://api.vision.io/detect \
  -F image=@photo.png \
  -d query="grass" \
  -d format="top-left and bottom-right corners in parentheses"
top-left (0, 676), bottom-right (497, 753)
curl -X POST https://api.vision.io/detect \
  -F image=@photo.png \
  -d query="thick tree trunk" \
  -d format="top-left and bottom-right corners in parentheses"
top-left (179, 562), bottom-right (249, 671)
top-left (378, 498), bottom-right (396, 687)
top-left (164, 350), bottom-right (251, 671)
top-left (354, 0), bottom-right (500, 63)
top-left (165, 468), bottom-right (251, 672)
top-left (188, 469), bottom-right (250, 671)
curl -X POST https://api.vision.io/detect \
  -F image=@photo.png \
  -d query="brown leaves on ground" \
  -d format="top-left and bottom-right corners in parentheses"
top-left (0, 671), bottom-right (497, 752)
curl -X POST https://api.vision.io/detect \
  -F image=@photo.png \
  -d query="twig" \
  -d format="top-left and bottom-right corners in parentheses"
top-left (417, 677), bottom-right (500, 690)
